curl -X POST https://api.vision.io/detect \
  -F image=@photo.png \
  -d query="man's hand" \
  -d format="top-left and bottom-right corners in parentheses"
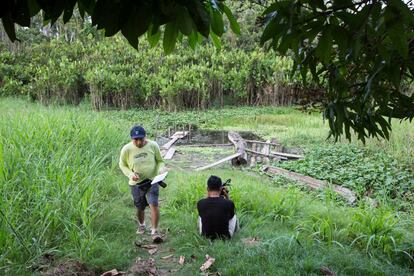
top-left (131, 173), bottom-right (140, 182)
top-left (221, 187), bottom-right (229, 199)
top-left (159, 167), bottom-right (168, 174)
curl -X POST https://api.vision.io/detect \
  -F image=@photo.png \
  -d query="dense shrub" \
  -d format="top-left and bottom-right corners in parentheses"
top-left (0, 34), bottom-right (325, 110)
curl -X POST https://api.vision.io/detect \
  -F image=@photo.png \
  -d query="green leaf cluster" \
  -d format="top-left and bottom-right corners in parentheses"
top-left (1, 0), bottom-right (240, 53)
top-left (260, 0), bottom-right (414, 142)
top-left (279, 144), bottom-right (414, 208)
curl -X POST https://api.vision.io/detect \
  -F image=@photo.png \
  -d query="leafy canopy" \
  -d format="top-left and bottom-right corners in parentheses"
top-left (1, 0), bottom-right (414, 142)
top-left (1, 0), bottom-right (240, 53)
top-left (260, 0), bottom-right (414, 142)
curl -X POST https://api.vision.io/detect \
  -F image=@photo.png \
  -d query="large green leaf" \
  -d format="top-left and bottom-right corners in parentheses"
top-left (315, 28), bottom-right (332, 63)
top-left (177, 6), bottom-right (193, 36)
top-left (222, 5), bottom-right (240, 35)
top-left (63, 1), bottom-right (77, 23)
top-left (121, 4), bottom-right (152, 49)
top-left (210, 7), bottom-right (224, 36)
top-left (163, 21), bottom-right (178, 54)
top-left (1, 13), bottom-right (16, 41)
top-left (210, 30), bottom-right (221, 50)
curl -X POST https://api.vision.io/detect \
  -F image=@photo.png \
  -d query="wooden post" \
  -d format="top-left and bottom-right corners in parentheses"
top-left (256, 144), bottom-right (262, 163)
top-left (228, 131), bottom-right (248, 166)
top-left (271, 138), bottom-right (283, 152)
top-left (250, 143), bottom-right (257, 166)
top-left (262, 139), bottom-right (271, 165)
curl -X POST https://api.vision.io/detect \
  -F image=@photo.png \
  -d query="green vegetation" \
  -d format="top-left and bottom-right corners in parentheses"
top-left (0, 36), bottom-right (316, 110)
top-left (1, 2), bottom-right (413, 274)
top-left (2, 1), bottom-right (414, 142)
top-left (279, 145), bottom-right (414, 208)
top-left (1, 98), bottom-right (413, 275)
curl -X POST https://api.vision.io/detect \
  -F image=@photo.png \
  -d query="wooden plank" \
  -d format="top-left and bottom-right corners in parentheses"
top-left (169, 131), bottom-right (188, 139)
top-left (270, 151), bottom-right (303, 159)
top-left (245, 149), bottom-right (288, 160)
top-left (162, 131), bottom-right (189, 150)
top-left (163, 147), bottom-right (176, 160)
top-left (162, 136), bottom-right (179, 150)
top-left (195, 153), bottom-right (242, 171)
top-left (265, 166), bottom-right (356, 204)
top-left (177, 143), bottom-right (232, 148)
top-left (235, 139), bottom-right (281, 147)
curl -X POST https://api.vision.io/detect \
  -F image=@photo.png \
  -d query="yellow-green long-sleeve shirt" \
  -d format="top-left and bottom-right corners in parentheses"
top-left (119, 140), bottom-right (165, 185)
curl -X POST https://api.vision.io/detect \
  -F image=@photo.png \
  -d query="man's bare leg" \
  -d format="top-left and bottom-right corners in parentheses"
top-left (137, 208), bottom-right (145, 224)
top-left (149, 204), bottom-right (159, 230)
top-left (149, 204), bottom-right (163, 242)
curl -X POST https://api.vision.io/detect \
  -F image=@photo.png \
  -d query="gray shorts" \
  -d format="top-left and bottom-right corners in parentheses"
top-left (130, 181), bottom-right (159, 210)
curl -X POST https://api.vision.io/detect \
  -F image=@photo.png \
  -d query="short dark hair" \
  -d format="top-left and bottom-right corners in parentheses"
top-left (207, 175), bottom-right (222, 191)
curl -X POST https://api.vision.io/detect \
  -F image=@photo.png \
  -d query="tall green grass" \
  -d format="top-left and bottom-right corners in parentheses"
top-left (1, 98), bottom-right (413, 274)
top-left (0, 99), bottom-right (127, 271)
top-left (162, 170), bottom-right (414, 274)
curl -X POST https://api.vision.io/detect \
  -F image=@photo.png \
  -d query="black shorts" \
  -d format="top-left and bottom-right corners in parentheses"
top-left (130, 179), bottom-right (159, 210)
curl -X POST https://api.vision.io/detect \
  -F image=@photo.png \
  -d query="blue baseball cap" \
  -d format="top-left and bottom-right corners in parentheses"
top-left (130, 125), bottom-right (146, 139)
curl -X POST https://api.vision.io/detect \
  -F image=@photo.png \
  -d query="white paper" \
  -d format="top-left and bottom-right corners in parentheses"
top-left (151, 172), bottom-right (168, 184)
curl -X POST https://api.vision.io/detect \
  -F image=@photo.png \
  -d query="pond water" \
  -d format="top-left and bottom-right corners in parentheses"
top-left (156, 129), bottom-right (261, 146)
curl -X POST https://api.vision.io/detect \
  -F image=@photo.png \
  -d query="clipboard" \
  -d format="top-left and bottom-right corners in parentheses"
top-left (151, 172), bottom-right (168, 185)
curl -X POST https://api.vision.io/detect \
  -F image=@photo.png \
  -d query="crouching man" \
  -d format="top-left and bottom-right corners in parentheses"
top-left (197, 175), bottom-right (239, 240)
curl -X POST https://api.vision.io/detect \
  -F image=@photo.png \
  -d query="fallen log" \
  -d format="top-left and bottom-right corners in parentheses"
top-left (245, 149), bottom-right (288, 160)
top-left (195, 153), bottom-right (242, 171)
top-left (262, 166), bottom-right (357, 204)
top-left (228, 131), bottom-right (248, 166)
top-left (270, 151), bottom-right (303, 159)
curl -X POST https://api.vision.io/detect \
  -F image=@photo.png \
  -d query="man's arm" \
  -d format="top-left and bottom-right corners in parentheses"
top-left (228, 201), bottom-right (237, 236)
top-left (119, 146), bottom-right (134, 179)
top-left (154, 142), bottom-right (165, 174)
top-left (230, 201), bottom-right (235, 218)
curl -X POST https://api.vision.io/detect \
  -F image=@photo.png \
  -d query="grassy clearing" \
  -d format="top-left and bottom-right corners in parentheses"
top-left (1, 98), bottom-right (413, 274)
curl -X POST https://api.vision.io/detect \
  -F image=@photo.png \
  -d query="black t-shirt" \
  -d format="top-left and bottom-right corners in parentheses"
top-left (197, 197), bottom-right (235, 239)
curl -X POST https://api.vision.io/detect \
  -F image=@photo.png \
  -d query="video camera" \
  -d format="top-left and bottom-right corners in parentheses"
top-left (220, 179), bottom-right (231, 199)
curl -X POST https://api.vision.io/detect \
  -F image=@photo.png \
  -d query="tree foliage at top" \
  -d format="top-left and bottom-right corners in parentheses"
top-left (260, 0), bottom-right (414, 142)
top-left (1, 0), bottom-right (414, 142)
top-left (1, 0), bottom-right (240, 53)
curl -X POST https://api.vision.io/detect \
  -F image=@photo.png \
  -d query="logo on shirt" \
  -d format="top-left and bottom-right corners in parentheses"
top-left (134, 152), bottom-right (148, 160)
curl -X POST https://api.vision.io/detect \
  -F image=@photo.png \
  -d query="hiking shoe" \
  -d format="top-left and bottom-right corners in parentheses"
top-left (151, 231), bottom-right (163, 243)
top-left (136, 225), bottom-right (146, 235)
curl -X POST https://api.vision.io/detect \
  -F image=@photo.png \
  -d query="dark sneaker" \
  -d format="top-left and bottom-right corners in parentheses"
top-left (152, 231), bottom-right (163, 243)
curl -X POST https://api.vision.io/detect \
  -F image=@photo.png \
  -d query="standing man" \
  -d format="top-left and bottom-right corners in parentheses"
top-left (197, 175), bottom-right (238, 240)
top-left (119, 125), bottom-right (165, 243)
